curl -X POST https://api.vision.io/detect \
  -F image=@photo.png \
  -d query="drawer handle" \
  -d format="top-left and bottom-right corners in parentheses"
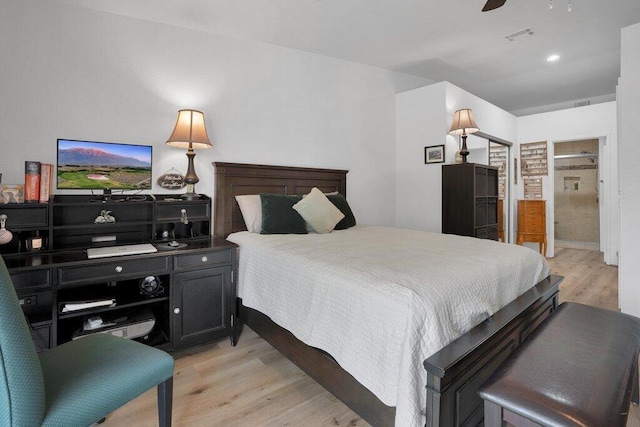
top-left (201, 256), bottom-right (208, 263)
top-left (115, 265), bottom-right (123, 273)
top-left (174, 308), bottom-right (180, 315)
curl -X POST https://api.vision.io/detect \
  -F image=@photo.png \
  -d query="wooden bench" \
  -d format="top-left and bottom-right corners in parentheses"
top-left (479, 302), bottom-right (640, 426)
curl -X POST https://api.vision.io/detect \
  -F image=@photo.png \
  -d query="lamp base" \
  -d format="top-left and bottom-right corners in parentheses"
top-left (180, 150), bottom-right (201, 200)
top-left (460, 134), bottom-right (470, 163)
top-left (181, 192), bottom-right (201, 200)
top-left (181, 158), bottom-right (201, 200)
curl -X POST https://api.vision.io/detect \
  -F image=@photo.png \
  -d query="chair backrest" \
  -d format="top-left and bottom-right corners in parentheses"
top-left (0, 256), bottom-right (45, 425)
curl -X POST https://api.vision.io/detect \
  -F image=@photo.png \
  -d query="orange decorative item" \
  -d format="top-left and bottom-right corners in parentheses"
top-left (516, 199), bottom-right (547, 256)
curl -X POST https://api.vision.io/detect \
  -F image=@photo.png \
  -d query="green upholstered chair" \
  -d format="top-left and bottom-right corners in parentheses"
top-left (0, 255), bottom-right (175, 426)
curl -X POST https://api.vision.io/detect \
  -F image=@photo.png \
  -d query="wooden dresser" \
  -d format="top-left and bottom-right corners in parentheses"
top-left (516, 199), bottom-right (547, 256)
top-left (442, 163), bottom-right (499, 241)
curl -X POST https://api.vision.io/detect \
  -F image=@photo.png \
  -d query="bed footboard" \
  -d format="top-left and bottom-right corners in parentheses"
top-left (423, 275), bottom-right (562, 426)
top-left (237, 275), bottom-right (560, 427)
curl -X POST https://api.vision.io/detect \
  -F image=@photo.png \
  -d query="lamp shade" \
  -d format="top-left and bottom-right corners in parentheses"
top-left (165, 109), bottom-right (212, 150)
top-left (449, 109), bottom-right (480, 135)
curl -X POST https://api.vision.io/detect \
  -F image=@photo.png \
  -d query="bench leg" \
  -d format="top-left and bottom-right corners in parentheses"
top-left (484, 400), bottom-right (503, 427)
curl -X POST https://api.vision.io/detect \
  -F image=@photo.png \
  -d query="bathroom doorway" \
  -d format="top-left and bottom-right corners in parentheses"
top-left (553, 139), bottom-right (600, 251)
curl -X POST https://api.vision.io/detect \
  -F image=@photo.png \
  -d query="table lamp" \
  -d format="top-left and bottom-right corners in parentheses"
top-left (166, 109), bottom-right (212, 200)
top-left (449, 109), bottom-right (480, 163)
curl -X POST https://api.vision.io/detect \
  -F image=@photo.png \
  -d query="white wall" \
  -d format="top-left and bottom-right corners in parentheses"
top-left (395, 83), bottom-right (447, 231)
top-left (0, 0), bottom-right (429, 233)
top-left (619, 22), bottom-right (640, 316)
top-left (445, 84), bottom-right (518, 143)
top-left (395, 82), bottom-right (517, 233)
top-left (517, 102), bottom-right (618, 263)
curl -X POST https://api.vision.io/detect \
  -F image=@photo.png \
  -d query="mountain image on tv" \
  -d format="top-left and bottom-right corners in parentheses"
top-left (57, 140), bottom-right (153, 190)
top-left (59, 148), bottom-right (151, 168)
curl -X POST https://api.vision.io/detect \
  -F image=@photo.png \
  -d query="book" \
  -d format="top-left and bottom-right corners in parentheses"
top-left (24, 161), bottom-right (41, 203)
top-left (39, 163), bottom-right (53, 203)
top-left (60, 299), bottom-right (116, 313)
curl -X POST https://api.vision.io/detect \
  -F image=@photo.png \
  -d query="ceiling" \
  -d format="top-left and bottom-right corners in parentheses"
top-left (55, 0), bottom-right (640, 116)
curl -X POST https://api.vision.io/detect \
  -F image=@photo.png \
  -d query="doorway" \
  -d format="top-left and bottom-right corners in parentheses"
top-left (553, 139), bottom-right (600, 251)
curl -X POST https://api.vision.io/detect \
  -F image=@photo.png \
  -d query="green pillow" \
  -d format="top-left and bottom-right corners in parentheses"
top-left (327, 194), bottom-right (356, 230)
top-left (260, 194), bottom-right (308, 234)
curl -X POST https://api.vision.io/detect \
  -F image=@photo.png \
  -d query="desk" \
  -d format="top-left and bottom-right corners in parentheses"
top-left (5, 238), bottom-right (237, 351)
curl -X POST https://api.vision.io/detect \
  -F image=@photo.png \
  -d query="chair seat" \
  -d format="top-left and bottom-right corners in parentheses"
top-left (39, 333), bottom-right (174, 426)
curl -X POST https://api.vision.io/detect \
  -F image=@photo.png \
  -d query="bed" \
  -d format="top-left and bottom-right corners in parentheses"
top-left (213, 162), bottom-right (561, 427)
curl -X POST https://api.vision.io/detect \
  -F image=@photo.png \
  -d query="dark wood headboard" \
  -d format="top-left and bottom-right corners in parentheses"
top-left (213, 162), bottom-right (348, 238)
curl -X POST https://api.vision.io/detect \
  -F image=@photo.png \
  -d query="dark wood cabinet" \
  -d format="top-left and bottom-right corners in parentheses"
top-left (54, 254), bottom-right (172, 348)
top-left (442, 163), bottom-right (499, 240)
top-left (154, 195), bottom-right (211, 241)
top-left (51, 195), bottom-right (155, 250)
top-left (3, 194), bottom-right (236, 352)
top-left (50, 194), bottom-right (211, 250)
top-left (172, 260), bottom-right (235, 349)
top-left (0, 203), bottom-right (50, 255)
top-left (10, 266), bottom-right (53, 352)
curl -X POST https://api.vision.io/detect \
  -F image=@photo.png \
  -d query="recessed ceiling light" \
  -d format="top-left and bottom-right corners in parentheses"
top-left (547, 54), bottom-right (560, 62)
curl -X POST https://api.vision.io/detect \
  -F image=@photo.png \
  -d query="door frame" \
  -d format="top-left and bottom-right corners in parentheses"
top-left (550, 136), bottom-right (613, 263)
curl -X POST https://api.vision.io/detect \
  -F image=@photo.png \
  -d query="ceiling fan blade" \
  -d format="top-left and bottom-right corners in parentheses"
top-left (482, 0), bottom-right (507, 11)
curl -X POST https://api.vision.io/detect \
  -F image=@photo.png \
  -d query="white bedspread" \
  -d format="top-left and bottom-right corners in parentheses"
top-left (227, 226), bottom-right (550, 426)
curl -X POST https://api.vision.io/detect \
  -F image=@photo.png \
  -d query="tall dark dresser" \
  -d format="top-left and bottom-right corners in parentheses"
top-left (442, 163), bottom-right (499, 240)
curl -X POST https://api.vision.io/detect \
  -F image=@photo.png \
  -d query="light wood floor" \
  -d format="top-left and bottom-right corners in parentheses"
top-left (101, 248), bottom-right (634, 426)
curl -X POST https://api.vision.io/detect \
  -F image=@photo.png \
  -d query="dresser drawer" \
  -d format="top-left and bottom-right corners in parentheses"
top-left (517, 200), bottom-right (546, 233)
top-left (174, 249), bottom-right (232, 271)
top-left (521, 214), bottom-right (546, 232)
top-left (58, 256), bottom-right (170, 287)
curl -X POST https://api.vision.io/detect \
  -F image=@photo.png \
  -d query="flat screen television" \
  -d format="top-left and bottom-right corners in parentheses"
top-left (56, 139), bottom-right (153, 193)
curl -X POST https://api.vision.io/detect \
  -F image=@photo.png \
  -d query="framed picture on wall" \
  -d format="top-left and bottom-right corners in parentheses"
top-left (425, 145), bottom-right (445, 164)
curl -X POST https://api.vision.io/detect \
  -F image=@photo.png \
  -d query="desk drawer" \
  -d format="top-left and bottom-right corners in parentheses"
top-left (11, 269), bottom-right (51, 290)
top-left (0, 206), bottom-right (48, 228)
top-left (58, 256), bottom-right (170, 287)
top-left (174, 249), bottom-right (232, 271)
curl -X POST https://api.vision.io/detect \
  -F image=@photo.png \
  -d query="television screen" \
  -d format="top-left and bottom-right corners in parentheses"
top-left (57, 139), bottom-right (153, 190)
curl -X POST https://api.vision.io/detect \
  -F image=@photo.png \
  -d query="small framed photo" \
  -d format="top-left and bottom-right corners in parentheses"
top-left (425, 145), bottom-right (445, 164)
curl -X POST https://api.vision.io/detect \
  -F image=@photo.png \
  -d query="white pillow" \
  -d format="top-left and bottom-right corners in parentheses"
top-left (293, 187), bottom-right (345, 234)
top-left (302, 191), bottom-right (338, 198)
top-left (235, 194), bottom-right (262, 233)
top-left (302, 190), bottom-right (340, 232)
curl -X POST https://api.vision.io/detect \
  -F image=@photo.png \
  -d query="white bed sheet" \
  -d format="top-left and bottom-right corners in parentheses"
top-left (227, 226), bottom-right (550, 426)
